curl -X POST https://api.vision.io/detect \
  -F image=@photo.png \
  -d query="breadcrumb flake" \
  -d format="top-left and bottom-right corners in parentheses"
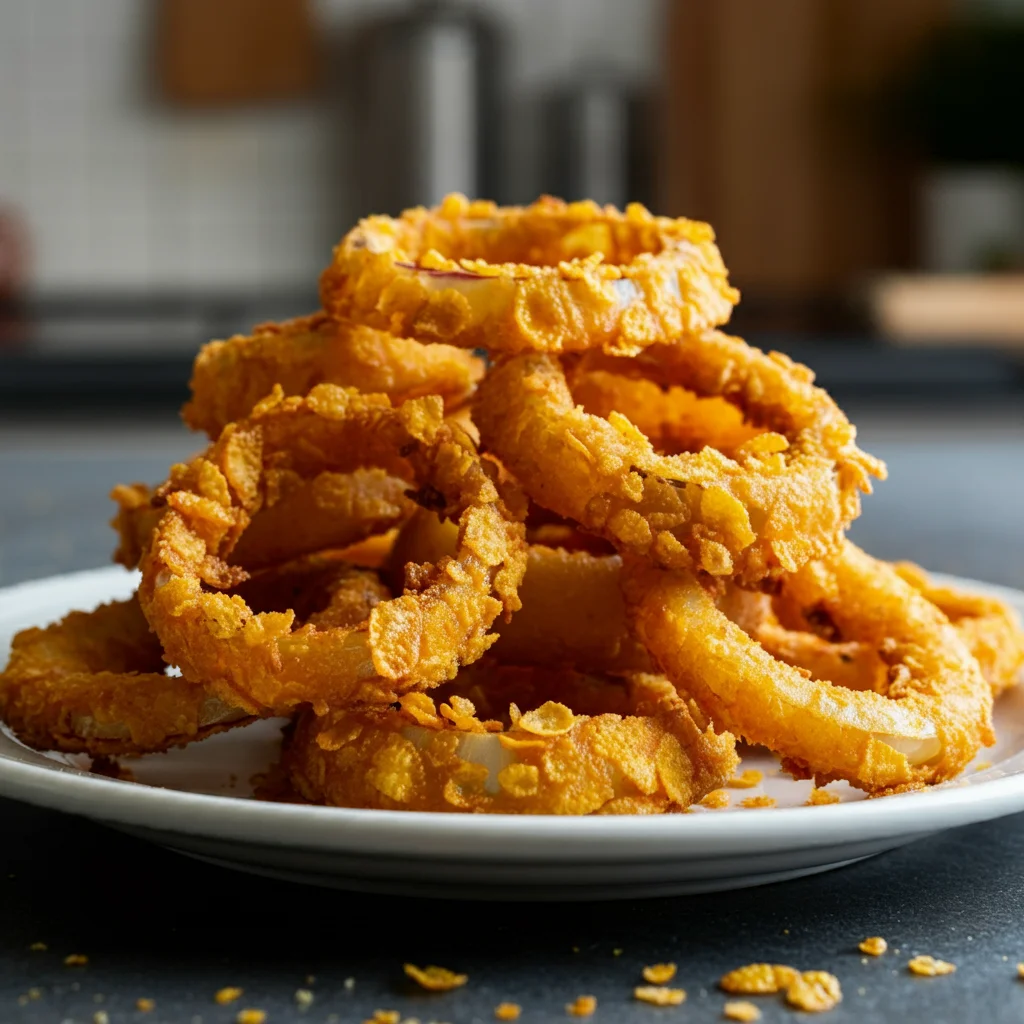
top-left (64, 954), bottom-right (89, 966)
top-left (235, 1011), bottom-right (267, 1024)
top-left (566, 994), bottom-right (597, 1016)
top-left (403, 963), bottom-right (468, 991)
top-left (720, 964), bottom-right (798, 994)
top-left (1018, 963), bottom-right (1024, 978)
top-left (295, 988), bottom-right (314, 1008)
top-left (642, 962), bottom-right (677, 984)
top-left (859, 937), bottom-right (887, 956)
top-left (634, 985), bottom-right (686, 1006)
top-left (136, 997), bottom-right (156, 1012)
top-left (93, 1012), bottom-right (110, 1024)
top-left (495, 1003), bottom-right (522, 1020)
top-left (728, 769), bottom-right (763, 789)
top-left (215, 987), bottom-right (244, 1005)
top-left (739, 795), bottom-right (776, 809)
top-left (364, 1013), bottom-right (400, 1024)
top-left (700, 789), bottom-right (730, 809)
top-left (785, 971), bottom-right (842, 1012)
top-left (907, 955), bottom-right (956, 977)
top-left (723, 1001), bottom-right (762, 1022)
top-left (806, 788), bottom-right (840, 806)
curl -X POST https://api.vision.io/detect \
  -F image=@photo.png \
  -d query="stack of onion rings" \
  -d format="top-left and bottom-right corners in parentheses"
top-left (2, 193), bottom-right (1014, 808)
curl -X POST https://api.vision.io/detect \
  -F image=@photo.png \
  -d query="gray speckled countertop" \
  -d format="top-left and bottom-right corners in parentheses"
top-left (1, 407), bottom-right (1023, 1024)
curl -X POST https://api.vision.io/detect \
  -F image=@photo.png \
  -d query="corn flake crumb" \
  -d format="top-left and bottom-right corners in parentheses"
top-left (806, 788), bottom-right (840, 806)
top-left (236, 1011), bottom-right (267, 1024)
top-left (93, 1012), bottom-right (110, 1024)
top-left (137, 997), bottom-right (156, 1012)
top-left (295, 988), bottom-right (314, 1008)
top-left (740, 795), bottom-right (776, 809)
top-left (701, 789), bottom-right (730, 809)
top-left (29, 942), bottom-right (47, 951)
top-left (1018, 963), bottom-right (1024, 978)
top-left (27, 987), bottom-right (42, 1001)
top-left (907, 955), bottom-right (956, 977)
top-left (720, 964), bottom-right (798, 994)
top-left (495, 1002), bottom-right (522, 1020)
top-left (723, 1001), bottom-right (762, 1022)
top-left (728, 769), bottom-right (763, 789)
top-left (859, 937), bottom-right (888, 956)
top-left (403, 963), bottom-right (468, 991)
top-left (974, 761), bottom-right (992, 771)
top-left (64, 954), bottom-right (89, 966)
top-left (344, 977), bottom-right (356, 990)
top-left (613, 948), bottom-right (624, 956)
top-left (785, 971), bottom-right (842, 1012)
top-left (634, 985), bottom-right (686, 1006)
top-left (215, 987), bottom-right (243, 1005)
top-left (642, 962), bottom-right (677, 984)
top-left (364, 1013), bottom-right (400, 1024)
top-left (566, 994), bottom-right (597, 1016)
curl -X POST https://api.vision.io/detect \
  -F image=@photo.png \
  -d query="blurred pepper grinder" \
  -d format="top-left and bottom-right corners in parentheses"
top-left (0, 202), bottom-right (30, 347)
top-left (347, 0), bottom-right (505, 215)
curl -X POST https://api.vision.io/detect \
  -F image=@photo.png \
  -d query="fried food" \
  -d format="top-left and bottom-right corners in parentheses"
top-left (283, 665), bottom-right (737, 814)
top-left (388, 509), bottom-right (649, 673)
top-left (624, 542), bottom-right (994, 793)
top-left (0, 597), bottom-right (251, 755)
top-left (0, 556), bottom-right (390, 755)
top-left (138, 385), bottom-right (527, 716)
top-left (320, 194), bottom-right (738, 356)
top-left (474, 336), bottom-right (884, 584)
top-left (182, 313), bottom-right (484, 438)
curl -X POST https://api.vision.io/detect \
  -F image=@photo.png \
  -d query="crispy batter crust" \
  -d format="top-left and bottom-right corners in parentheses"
top-left (624, 542), bottom-right (994, 793)
top-left (182, 313), bottom-right (483, 438)
top-left (138, 385), bottom-right (527, 716)
top-left (320, 194), bottom-right (738, 355)
top-left (475, 336), bottom-right (884, 583)
top-left (283, 667), bottom-right (737, 814)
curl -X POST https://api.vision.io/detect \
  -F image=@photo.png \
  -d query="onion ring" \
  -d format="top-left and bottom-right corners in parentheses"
top-left (111, 467), bottom-right (413, 573)
top-left (474, 336), bottom-right (885, 583)
top-left (319, 194), bottom-right (738, 356)
top-left (389, 508), bottom-right (649, 673)
top-left (182, 313), bottom-right (484, 438)
top-left (138, 385), bottom-right (527, 716)
top-left (623, 541), bottom-right (994, 792)
top-left (0, 556), bottom-right (392, 755)
top-left (283, 665), bottom-right (737, 814)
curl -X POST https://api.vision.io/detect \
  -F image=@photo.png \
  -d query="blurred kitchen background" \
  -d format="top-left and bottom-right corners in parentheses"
top-left (1, 0), bottom-right (1023, 587)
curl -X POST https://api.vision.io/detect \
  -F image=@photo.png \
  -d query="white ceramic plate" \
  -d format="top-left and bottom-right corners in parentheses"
top-left (1, 566), bottom-right (1023, 901)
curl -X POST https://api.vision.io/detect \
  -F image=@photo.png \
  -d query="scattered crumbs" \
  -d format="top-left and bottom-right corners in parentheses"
top-left (860, 958), bottom-right (869, 965)
top-left (975, 761), bottom-right (992, 772)
top-left (720, 964), bottom-right (798, 995)
top-left (344, 977), bottom-right (356, 991)
top-left (740, 795), bottom-right (776, 810)
top-left (701, 789), bottom-right (730, 809)
top-left (566, 994), bottom-right (597, 1017)
top-left (728, 769), bottom-right (763, 789)
top-left (1018, 963), bottom-right (1024, 978)
top-left (907, 955), bottom-right (956, 977)
top-left (785, 971), bottom-right (842, 1012)
top-left (235, 1011), bottom-right (267, 1024)
top-left (495, 1002), bottom-right (522, 1020)
top-left (403, 963), bottom-right (468, 991)
top-left (215, 987), bottom-right (244, 1005)
top-left (93, 1012), bottom-right (110, 1024)
top-left (29, 941), bottom-right (47, 951)
top-left (642, 962), bottom-right (677, 984)
top-left (294, 988), bottom-right (314, 1009)
top-left (859, 937), bottom-right (888, 956)
top-left (364, 1012), bottom-right (400, 1024)
top-left (723, 1000), bottom-right (761, 1022)
top-left (612, 948), bottom-right (623, 957)
top-left (806, 788), bottom-right (840, 806)
top-left (64, 953), bottom-right (89, 966)
top-left (137, 997), bottom-right (156, 1012)
top-left (893, 948), bottom-right (901, 955)
top-left (634, 985), bottom-right (686, 1006)
top-left (305, 975), bottom-right (316, 985)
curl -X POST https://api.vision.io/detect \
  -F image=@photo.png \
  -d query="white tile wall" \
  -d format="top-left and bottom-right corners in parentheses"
top-left (0, 0), bottom-right (658, 292)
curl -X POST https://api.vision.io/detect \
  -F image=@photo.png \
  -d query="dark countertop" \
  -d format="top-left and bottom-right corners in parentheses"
top-left (1, 409), bottom-right (1024, 1023)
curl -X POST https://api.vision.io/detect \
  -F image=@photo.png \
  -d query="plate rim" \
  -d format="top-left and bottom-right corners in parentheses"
top-left (1, 564), bottom-right (1022, 863)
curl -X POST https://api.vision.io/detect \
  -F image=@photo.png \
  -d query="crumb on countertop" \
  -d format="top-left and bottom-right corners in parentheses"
top-left (495, 1002), bottom-right (522, 1020)
top-left (723, 1000), bottom-right (762, 1022)
top-left (566, 994), bottom-right (597, 1016)
top-left (806, 788), bottom-right (840, 806)
top-left (29, 942), bottom-right (47, 952)
top-left (642, 962), bottom-right (677, 984)
top-left (634, 985), bottom-right (686, 1006)
top-left (403, 963), bottom-right (468, 991)
top-left (136, 997), bottom-right (156, 1012)
top-left (295, 988), bottom-right (314, 1008)
top-left (908, 955), bottom-right (956, 977)
top-left (785, 971), bottom-right (842, 1012)
top-left (235, 1010), bottom-right (267, 1024)
top-left (740, 795), bottom-right (776, 809)
top-left (859, 937), bottom-right (888, 956)
top-left (64, 954), bottom-right (89, 966)
top-left (215, 987), bottom-right (244, 1004)
top-left (728, 769), bottom-right (763, 789)
top-left (701, 789), bottom-right (730, 809)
